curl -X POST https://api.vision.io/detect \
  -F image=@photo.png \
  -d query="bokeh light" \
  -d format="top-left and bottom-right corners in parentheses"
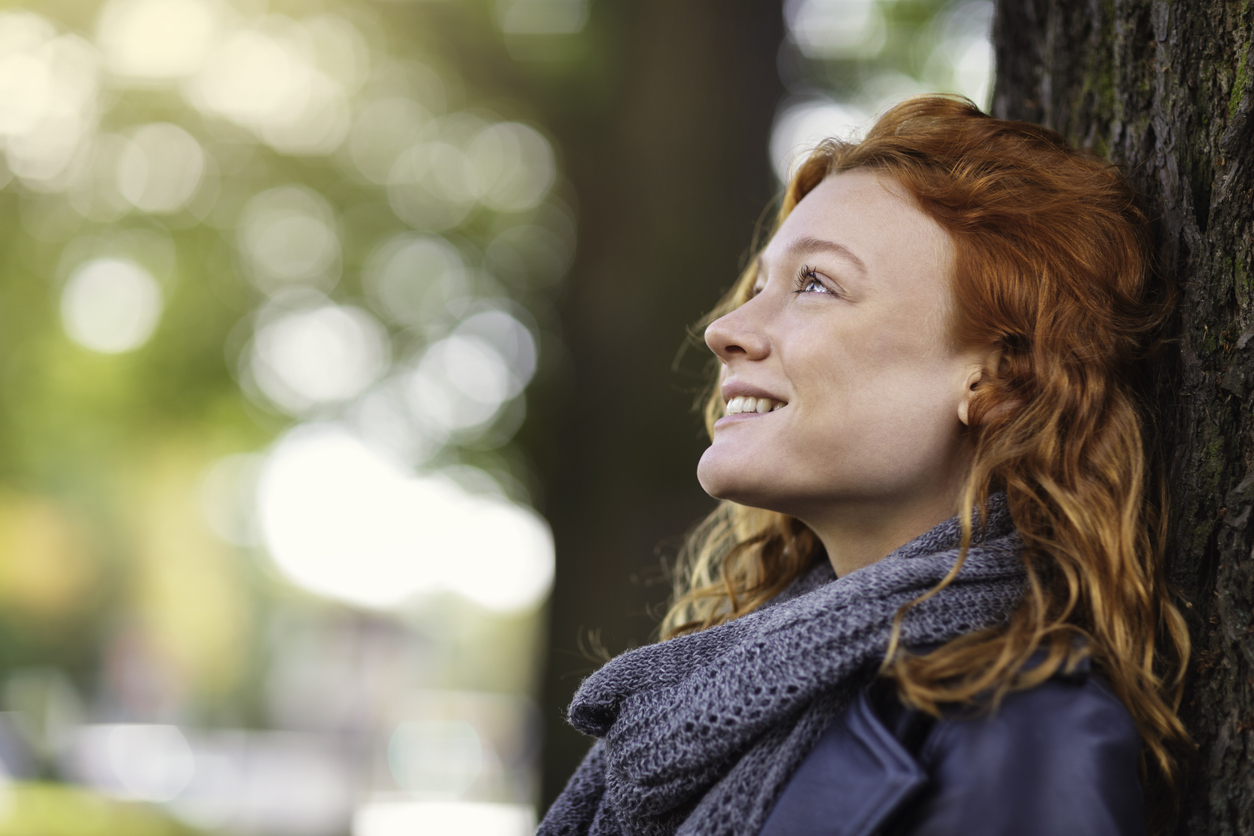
top-left (0, 12), bottom-right (100, 187)
top-left (60, 257), bottom-right (163, 353)
top-left (97, 0), bottom-right (220, 82)
top-left (183, 16), bottom-right (359, 155)
top-left (468, 121), bottom-right (556, 212)
top-left (363, 232), bottom-right (470, 326)
top-left (238, 186), bottom-right (342, 294)
top-left (115, 122), bottom-right (207, 214)
top-left (257, 424), bottom-right (554, 612)
top-left (772, 0), bottom-right (994, 182)
top-left (769, 97), bottom-right (869, 182)
top-left (0, 1), bottom-right (568, 831)
top-left (248, 299), bottom-right (390, 414)
top-left (388, 138), bottom-right (480, 231)
top-left (405, 334), bottom-right (514, 436)
top-left (355, 800), bottom-right (536, 836)
top-left (785, 0), bottom-right (887, 60)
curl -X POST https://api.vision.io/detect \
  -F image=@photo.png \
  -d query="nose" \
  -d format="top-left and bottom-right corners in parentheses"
top-left (704, 298), bottom-right (769, 363)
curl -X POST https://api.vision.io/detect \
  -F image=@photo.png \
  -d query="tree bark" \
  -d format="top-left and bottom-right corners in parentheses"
top-left (529, 0), bottom-right (786, 808)
top-left (993, 1), bottom-right (1254, 831)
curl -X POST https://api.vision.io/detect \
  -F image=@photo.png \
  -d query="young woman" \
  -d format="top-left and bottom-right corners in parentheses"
top-left (538, 96), bottom-right (1190, 836)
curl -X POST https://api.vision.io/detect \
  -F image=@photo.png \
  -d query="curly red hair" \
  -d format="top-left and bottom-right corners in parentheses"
top-left (664, 95), bottom-right (1189, 815)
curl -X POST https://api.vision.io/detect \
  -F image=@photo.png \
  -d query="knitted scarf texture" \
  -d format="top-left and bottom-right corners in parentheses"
top-left (537, 497), bottom-right (1026, 836)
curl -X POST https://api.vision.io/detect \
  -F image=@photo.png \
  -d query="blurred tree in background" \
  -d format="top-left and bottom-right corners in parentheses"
top-left (0, 0), bottom-right (993, 832)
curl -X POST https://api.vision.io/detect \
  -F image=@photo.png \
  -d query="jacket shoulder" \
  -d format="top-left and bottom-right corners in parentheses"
top-left (887, 666), bottom-right (1146, 836)
top-left (760, 664), bottom-right (1146, 836)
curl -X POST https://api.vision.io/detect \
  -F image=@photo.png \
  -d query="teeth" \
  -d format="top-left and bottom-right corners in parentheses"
top-left (725, 396), bottom-right (787, 415)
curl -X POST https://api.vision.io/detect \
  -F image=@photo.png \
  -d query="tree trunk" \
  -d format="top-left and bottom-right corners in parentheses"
top-left (993, 1), bottom-right (1254, 831)
top-left (531, 0), bottom-right (785, 808)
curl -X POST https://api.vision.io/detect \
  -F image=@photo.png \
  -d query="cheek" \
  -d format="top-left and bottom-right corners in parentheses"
top-left (837, 307), bottom-right (961, 403)
top-left (808, 341), bottom-right (966, 458)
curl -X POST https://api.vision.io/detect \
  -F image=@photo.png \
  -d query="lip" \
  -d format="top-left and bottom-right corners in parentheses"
top-left (714, 411), bottom-right (780, 428)
top-left (720, 380), bottom-right (787, 403)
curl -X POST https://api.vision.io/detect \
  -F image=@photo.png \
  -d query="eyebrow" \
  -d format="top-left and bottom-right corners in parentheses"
top-left (757, 235), bottom-right (868, 279)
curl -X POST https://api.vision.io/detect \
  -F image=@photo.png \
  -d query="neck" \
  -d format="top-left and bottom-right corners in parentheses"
top-left (805, 490), bottom-right (966, 578)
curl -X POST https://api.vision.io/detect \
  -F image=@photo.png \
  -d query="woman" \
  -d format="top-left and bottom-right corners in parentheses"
top-left (538, 96), bottom-right (1190, 836)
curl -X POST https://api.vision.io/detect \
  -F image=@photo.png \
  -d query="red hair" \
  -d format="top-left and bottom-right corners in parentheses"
top-left (664, 95), bottom-right (1189, 814)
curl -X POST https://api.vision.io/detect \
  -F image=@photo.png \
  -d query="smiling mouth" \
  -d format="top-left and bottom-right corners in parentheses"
top-left (725, 396), bottom-right (787, 416)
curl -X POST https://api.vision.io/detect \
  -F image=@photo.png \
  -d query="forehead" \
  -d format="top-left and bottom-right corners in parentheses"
top-left (763, 169), bottom-right (954, 291)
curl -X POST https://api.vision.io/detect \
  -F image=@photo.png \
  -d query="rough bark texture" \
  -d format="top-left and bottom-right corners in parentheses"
top-left (993, 1), bottom-right (1254, 832)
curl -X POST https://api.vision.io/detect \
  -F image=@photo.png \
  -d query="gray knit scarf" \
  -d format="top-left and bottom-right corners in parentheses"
top-left (538, 496), bottom-right (1025, 836)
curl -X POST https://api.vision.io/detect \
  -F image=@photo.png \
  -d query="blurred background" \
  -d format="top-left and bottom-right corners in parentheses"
top-left (0, 0), bottom-right (990, 833)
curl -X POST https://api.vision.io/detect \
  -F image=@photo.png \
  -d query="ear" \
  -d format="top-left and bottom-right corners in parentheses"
top-left (958, 349), bottom-right (1002, 427)
top-left (957, 368), bottom-right (981, 426)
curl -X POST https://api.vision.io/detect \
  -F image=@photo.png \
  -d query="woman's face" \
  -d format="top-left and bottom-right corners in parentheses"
top-left (697, 169), bottom-right (988, 531)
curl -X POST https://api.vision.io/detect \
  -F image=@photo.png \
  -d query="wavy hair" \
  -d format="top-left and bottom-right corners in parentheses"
top-left (662, 95), bottom-right (1190, 808)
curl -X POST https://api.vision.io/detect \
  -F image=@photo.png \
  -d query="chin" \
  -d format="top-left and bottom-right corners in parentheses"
top-left (696, 449), bottom-right (780, 510)
top-left (696, 449), bottom-right (744, 502)
top-left (695, 452), bottom-right (729, 500)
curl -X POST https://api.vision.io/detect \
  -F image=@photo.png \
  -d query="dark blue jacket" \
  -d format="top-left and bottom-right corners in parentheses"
top-left (760, 658), bottom-right (1146, 836)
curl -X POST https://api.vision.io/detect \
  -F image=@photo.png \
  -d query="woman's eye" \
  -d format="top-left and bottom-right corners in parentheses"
top-left (794, 266), bottom-right (832, 295)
